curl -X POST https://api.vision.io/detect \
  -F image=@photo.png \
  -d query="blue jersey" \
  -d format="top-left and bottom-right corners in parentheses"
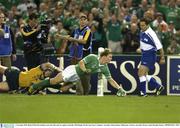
top-left (140, 27), bottom-right (162, 52)
top-left (69, 26), bottom-right (92, 59)
top-left (140, 27), bottom-right (163, 69)
top-left (0, 25), bottom-right (12, 56)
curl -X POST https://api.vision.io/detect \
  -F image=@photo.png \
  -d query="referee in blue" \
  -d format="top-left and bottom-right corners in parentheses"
top-left (137, 18), bottom-right (165, 96)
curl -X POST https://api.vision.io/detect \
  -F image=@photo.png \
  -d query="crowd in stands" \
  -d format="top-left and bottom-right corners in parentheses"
top-left (0, 0), bottom-right (180, 55)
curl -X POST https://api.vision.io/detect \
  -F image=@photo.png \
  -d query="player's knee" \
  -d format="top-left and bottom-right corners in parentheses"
top-left (138, 70), bottom-right (143, 76)
top-left (138, 68), bottom-right (146, 76)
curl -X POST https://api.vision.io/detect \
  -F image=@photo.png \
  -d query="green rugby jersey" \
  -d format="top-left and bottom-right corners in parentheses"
top-left (75, 54), bottom-right (111, 79)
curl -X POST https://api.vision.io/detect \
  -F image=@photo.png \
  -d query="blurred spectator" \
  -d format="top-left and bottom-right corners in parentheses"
top-left (106, 14), bottom-right (123, 53)
top-left (91, 21), bottom-right (107, 53)
top-left (158, 0), bottom-right (169, 5)
top-left (161, 21), bottom-right (177, 53)
top-left (168, 20), bottom-right (176, 34)
top-left (91, 7), bottom-right (104, 29)
top-left (121, 14), bottom-right (139, 34)
top-left (17, 0), bottom-right (37, 17)
top-left (177, 0), bottom-right (180, 7)
top-left (26, 4), bottom-right (37, 17)
top-left (154, 22), bottom-right (169, 54)
top-left (122, 8), bottom-right (132, 25)
top-left (122, 23), bottom-right (140, 53)
top-left (175, 30), bottom-right (180, 43)
top-left (6, 6), bottom-right (20, 36)
top-left (167, 40), bottom-right (180, 54)
top-left (91, 7), bottom-right (107, 49)
top-left (38, 2), bottom-right (49, 23)
top-left (131, 14), bottom-right (139, 24)
top-left (17, 0), bottom-right (29, 14)
top-left (156, 0), bottom-right (180, 30)
top-left (49, 20), bottom-right (68, 55)
top-left (54, 1), bottom-right (64, 19)
top-left (69, 5), bottom-right (81, 31)
top-left (0, 0), bottom-right (21, 10)
top-left (81, 0), bottom-right (95, 12)
top-left (15, 17), bottom-right (26, 53)
top-left (1, 0), bottom-right (180, 56)
top-left (152, 12), bottom-right (168, 32)
top-left (143, 10), bottom-right (154, 23)
top-left (87, 13), bottom-right (94, 27)
top-left (136, 0), bottom-right (149, 19)
top-left (124, 0), bottom-right (137, 14)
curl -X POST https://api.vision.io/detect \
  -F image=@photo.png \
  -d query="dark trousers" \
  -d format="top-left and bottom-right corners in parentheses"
top-left (70, 49), bottom-right (92, 95)
top-left (24, 52), bottom-right (41, 70)
top-left (76, 74), bottom-right (91, 95)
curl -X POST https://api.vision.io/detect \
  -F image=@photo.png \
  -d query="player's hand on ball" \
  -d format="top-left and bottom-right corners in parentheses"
top-left (117, 88), bottom-right (126, 97)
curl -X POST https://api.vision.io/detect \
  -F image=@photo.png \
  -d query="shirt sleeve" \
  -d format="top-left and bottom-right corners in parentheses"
top-left (83, 29), bottom-right (91, 41)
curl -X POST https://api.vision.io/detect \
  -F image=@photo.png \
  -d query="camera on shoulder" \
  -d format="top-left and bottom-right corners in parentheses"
top-left (37, 19), bottom-right (56, 56)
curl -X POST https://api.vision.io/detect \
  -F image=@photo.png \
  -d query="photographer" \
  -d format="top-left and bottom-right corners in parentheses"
top-left (20, 13), bottom-right (44, 70)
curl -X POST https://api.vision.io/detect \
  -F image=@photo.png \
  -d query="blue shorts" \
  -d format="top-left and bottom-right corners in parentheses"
top-left (141, 50), bottom-right (156, 70)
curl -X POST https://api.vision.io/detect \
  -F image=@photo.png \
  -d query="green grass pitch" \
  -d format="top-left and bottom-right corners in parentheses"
top-left (0, 94), bottom-right (180, 123)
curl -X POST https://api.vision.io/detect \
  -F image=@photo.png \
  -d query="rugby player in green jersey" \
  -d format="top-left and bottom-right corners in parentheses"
top-left (28, 48), bottom-right (126, 96)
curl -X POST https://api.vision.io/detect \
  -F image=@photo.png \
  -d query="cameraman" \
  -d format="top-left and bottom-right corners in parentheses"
top-left (20, 13), bottom-right (43, 70)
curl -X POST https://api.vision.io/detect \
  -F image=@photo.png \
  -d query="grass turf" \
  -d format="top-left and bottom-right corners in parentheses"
top-left (0, 94), bottom-right (180, 123)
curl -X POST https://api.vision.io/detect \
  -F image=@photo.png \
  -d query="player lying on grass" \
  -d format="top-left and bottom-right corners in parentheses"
top-left (0, 62), bottom-right (61, 93)
top-left (28, 48), bottom-right (126, 96)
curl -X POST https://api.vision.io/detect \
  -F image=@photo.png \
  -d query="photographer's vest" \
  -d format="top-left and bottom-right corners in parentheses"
top-left (69, 26), bottom-right (92, 59)
top-left (0, 25), bottom-right (12, 56)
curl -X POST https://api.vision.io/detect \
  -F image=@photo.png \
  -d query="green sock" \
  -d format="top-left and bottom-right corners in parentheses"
top-left (51, 84), bottom-right (61, 89)
top-left (32, 79), bottom-right (50, 90)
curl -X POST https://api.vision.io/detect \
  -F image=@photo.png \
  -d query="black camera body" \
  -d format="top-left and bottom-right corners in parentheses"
top-left (38, 19), bottom-right (51, 44)
top-left (38, 19), bottom-right (55, 56)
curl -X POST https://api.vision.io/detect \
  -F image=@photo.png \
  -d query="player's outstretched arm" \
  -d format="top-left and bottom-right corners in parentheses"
top-left (108, 78), bottom-right (126, 96)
